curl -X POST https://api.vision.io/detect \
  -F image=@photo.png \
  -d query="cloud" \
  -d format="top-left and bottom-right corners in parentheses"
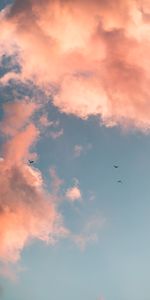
top-left (49, 128), bottom-right (64, 139)
top-left (72, 214), bottom-right (106, 250)
top-left (73, 233), bottom-right (98, 251)
top-left (73, 143), bottom-right (92, 157)
top-left (3, 123), bottom-right (39, 164)
top-left (74, 145), bottom-right (83, 157)
top-left (98, 297), bottom-right (105, 300)
top-left (0, 0), bottom-right (150, 130)
top-left (0, 98), bottom-right (39, 164)
top-left (0, 161), bottom-right (67, 263)
top-left (0, 100), bottom-right (68, 264)
top-left (0, 99), bottom-right (38, 137)
top-left (50, 167), bottom-right (64, 199)
top-left (66, 186), bottom-right (81, 201)
top-left (39, 114), bottom-right (54, 128)
top-left (39, 115), bottom-right (61, 137)
top-left (88, 191), bottom-right (96, 202)
top-left (0, 263), bottom-right (24, 282)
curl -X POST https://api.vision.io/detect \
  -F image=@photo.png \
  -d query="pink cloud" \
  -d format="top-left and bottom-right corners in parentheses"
top-left (49, 128), bottom-right (64, 139)
top-left (3, 123), bottom-right (39, 164)
top-left (0, 100), bottom-right (68, 264)
top-left (0, 72), bottom-right (21, 85)
top-left (50, 167), bottom-right (64, 198)
top-left (0, 1), bottom-right (150, 130)
top-left (0, 160), bottom-right (67, 263)
top-left (66, 186), bottom-right (81, 201)
top-left (0, 99), bottom-right (39, 165)
top-left (0, 99), bottom-right (38, 137)
top-left (39, 114), bottom-right (54, 128)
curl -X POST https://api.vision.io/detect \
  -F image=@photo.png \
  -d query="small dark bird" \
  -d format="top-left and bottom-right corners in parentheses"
top-left (29, 160), bottom-right (34, 164)
top-left (117, 180), bottom-right (122, 183)
top-left (113, 165), bottom-right (119, 168)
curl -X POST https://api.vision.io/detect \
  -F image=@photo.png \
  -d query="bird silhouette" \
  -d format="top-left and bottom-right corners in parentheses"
top-left (28, 160), bottom-right (34, 164)
top-left (113, 165), bottom-right (119, 168)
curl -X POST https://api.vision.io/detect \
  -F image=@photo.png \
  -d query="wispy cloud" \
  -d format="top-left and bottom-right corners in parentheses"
top-left (50, 166), bottom-right (64, 199)
top-left (72, 214), bottom-right (106, 250)
top-left (98, 296), bottom-right (105, 300)
top-left (0, 263), bottom-right (25, 282)
top-left (74, 145), bottom-right (84, 157)
top-left (74, 143), bottom-right (92, 157)
top-left (49, 128), bottom-right (64, 139)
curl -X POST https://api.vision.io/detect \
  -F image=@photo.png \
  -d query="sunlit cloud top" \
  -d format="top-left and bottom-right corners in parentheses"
top-left (0, 0), bottom-right (150, 130)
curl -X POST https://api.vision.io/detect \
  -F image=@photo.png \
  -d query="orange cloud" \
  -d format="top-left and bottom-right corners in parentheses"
top-left (0, 0), bottom-right (150, 130)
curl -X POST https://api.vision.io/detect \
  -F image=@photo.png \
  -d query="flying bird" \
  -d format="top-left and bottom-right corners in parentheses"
top-left (28, 160), bottom-right (34, 164)
top-left (113, 165), bottom-right (119, 168)
top-left (117, 180), bottom-right (122, 183)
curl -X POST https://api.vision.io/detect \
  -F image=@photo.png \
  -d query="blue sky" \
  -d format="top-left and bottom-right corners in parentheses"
top-left (0, 1), bottom-right (150, 300)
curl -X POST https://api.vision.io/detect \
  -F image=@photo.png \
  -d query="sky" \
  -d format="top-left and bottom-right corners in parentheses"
top-left (0, 0), bottom-right (150, 299)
